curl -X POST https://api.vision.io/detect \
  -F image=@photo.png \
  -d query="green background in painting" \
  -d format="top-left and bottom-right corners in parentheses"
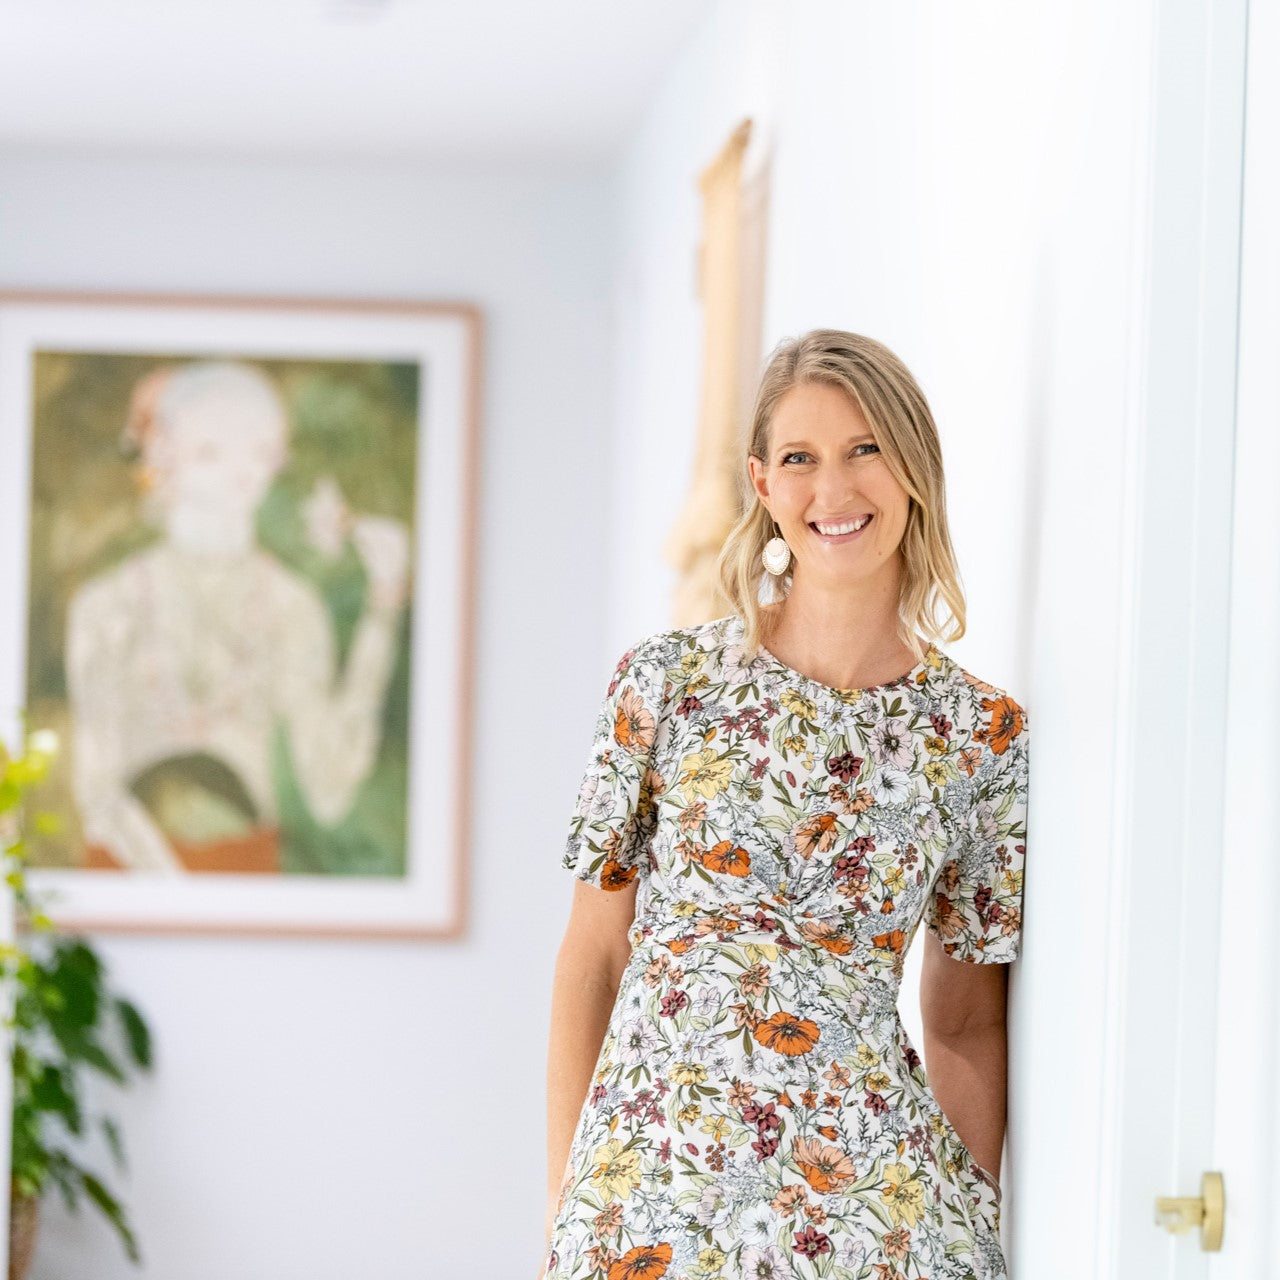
top-left (24, 350), bottom-right (419, 878)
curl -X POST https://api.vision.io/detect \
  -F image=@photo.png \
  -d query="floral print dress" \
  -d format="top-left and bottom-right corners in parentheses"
top-left (545, 613), bottom-right (1030, 1280)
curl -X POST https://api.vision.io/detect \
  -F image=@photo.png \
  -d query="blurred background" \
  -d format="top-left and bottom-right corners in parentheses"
top-left (0, 1), bottom-right (1275, 1278)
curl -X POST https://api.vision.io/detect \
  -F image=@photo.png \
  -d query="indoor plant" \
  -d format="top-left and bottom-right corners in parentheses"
top-left (1, 728), bottom-right (152, 1276)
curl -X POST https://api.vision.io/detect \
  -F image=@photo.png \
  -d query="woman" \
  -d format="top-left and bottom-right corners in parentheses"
top-left (542, 330), bottom-right (1030, 1280)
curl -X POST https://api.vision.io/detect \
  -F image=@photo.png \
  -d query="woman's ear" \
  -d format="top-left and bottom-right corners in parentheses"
top-left (747, 453), bottom-right (771, 506)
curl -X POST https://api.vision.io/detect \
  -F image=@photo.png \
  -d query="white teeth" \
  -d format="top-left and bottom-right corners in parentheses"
top-left (814, 515), bottom-right (871, 536)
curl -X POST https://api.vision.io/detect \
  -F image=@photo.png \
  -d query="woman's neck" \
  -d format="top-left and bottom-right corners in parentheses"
top-left (761, 574), bottom-right (921, 691)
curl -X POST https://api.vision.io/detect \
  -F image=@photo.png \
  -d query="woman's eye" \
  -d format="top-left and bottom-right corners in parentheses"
top-left (781, 444), bottom-right (878, 464)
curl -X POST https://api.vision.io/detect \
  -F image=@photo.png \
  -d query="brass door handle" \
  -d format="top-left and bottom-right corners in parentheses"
top-left (1154, 1170), bottom-right (1224, 1251)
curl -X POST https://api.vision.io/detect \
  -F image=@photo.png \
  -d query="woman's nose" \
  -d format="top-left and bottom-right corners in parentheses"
top-left (813, 464), bottom-right (861, 509)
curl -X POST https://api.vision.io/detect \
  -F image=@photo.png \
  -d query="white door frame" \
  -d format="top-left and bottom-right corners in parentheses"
top-left (1209, 0), bottom-right (1280, 1271)
top-left (1104, 0), bottom-right (1249, 1274)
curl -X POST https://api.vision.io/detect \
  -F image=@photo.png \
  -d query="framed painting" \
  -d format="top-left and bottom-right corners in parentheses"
top-left (0, 290), bottom-right (479, 938)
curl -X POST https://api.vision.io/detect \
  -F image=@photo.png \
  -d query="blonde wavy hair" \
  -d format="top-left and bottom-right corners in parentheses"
top-left (716, 329), bottom-right (967, 663)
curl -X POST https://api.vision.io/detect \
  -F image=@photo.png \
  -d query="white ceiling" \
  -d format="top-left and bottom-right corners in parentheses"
top-left (0, 0), bottom-right (707, 162)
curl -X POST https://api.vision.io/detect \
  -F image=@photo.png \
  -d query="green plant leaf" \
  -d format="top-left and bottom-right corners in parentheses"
top-left (31, 1064), bottom-right (82, 1133)
top-left (44, 1154), bottom-right (79, 1213)
top-left (79, 1171), bottom-right (140, 1263)
top-left (101, 1117), bottom-right (126, 1171)
top-left (115, 999), bottom-right (152, 1070)
top-left (78, 1043), bottom-right (127, 1085)
top-left (4, 734), bottom-right (151, 1267)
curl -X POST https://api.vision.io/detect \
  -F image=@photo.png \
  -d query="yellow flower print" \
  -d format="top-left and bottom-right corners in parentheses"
top-left (865, 1071), bottom-right (891, 1092)
top-left (884, 866), bottom-right (906, 893)
top-left (678, 748), bottom-right (734, 801)
top-left (782, 733), bottom-right (807, 756)
top-left (681, 651), bottom-right (707, 675)
top-left (923, 759), bottom-right (950, 787)
top-left (801, 750), bottom-right (815, 770)
top-left (677, 1102), bottom-right (702, 1125)
top-left (855, 1043), bottom-right (880, 1069)
top-left (923, 735), bottom-right (948, 756)
top-left (1004, 868), bottom-right (1024, 895)
top-left (743, 942), bottom-right (780, 963)
top-left (929, 1115), bottom-right (946, 1138)
top-left (781, 690), bottom-right (819, 721)
top-left (699, 1114), bottom-right (732, 1141)
top-left (673, 900), bottom-right (701, 917)
top-left (695, 1247), bottom-right (727, 1276)
top-left (670, 1061), bottom-right (708, 1086)
top-left (590, 1139), bottom-right (643, 1202)
top-left (688, 672), bottom-right (711, 694)
top-left (880, 1161), bottom-right (926, 1227)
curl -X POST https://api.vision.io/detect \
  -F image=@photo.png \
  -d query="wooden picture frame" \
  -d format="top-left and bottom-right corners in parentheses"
top-left (0, 290), bottom-right (480, 938)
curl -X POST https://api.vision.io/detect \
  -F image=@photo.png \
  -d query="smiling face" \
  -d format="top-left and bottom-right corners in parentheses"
top-left (747, 380), bottom-right (911, 592)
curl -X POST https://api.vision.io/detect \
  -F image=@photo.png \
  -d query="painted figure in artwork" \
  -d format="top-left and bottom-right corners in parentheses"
top-left (64, 360), bottom-right (410, 873)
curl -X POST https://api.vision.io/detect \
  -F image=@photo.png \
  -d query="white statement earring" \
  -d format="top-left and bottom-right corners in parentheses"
top-left (761, 520), bottom-right (792, 576)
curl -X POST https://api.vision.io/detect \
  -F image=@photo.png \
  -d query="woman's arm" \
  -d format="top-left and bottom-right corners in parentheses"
top-left (919, 929), bottom-right (1010, 1180)
top-left (544, 880), bottom-right (638, 1245)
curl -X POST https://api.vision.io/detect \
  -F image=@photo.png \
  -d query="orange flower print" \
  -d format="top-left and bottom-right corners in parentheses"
top-left (884, 1225), bottom-right (911, 1260)
top-left (614, 686), bottom-right (656, 755)
top-left (593, 1204), bottom-right (624, 1240)
top-left (977, 694), bottom-right (1025, 755)
top-left (607, 1242), bottom-right (673, 1280)
top-left (771, 1184), bottom-right (808, 1216)
top-left (753, 1010), bottom-right (821, 1056)
top-left (871, 928), bottom-right (909, 955)
top-left (794, 812), bottom-right (838, 860)
top-left (599, 858), bottom-right (638, 892)
top-left (678, 800), bottom-right (707, 831)
top-left (793, 1135), bottom-right (857, 1193)
top-left (957, 745), bottom-right (983, 777)
top-left (929, 895), bottom-right (962, 939)
top-left (848, 788), bottom-right (876, 814)
top-left (799, 919), bottom-right (854, 955)
top-left (635, 768), bottom-right (666, 823)
top-left (702, 841), bottom-right (752, 876)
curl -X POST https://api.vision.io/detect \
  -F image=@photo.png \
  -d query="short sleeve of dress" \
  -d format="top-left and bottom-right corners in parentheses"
top-left (561, 635), bottom-right (667, 891)
top-left (926, 693), bottom-right (1030, 963)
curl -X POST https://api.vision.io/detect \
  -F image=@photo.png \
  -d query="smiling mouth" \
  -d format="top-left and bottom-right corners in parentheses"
top-left (809, 515), bottom-right (873, 539)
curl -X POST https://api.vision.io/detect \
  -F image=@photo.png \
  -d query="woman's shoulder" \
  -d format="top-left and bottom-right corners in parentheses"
top-left (612, 614), bottom-right (740, 668)
top-left (939, 654), bottom-right (1031, 761)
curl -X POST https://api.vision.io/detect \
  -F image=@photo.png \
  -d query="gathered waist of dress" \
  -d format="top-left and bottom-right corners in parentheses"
top-left (627, 906), bottom-right (907, 991)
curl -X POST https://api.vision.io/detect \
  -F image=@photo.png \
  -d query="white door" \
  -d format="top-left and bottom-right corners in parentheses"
top-left (1208, 0), bottom-right (1280, 1271)
top-left (1100, 0), bottom-right (1264, 1273)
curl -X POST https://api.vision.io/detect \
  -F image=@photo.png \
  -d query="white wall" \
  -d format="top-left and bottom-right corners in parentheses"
top-left (0, 152), bottom-right (617, 1280)
top-left (608, 0), bottom-right (1156, 1272)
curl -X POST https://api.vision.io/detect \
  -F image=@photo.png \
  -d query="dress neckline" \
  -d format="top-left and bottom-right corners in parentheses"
top-left (748, 624), bottom-right (938, 698)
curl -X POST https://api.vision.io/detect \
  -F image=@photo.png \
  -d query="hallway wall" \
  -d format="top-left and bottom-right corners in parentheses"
top-left (0, 151), bottom-right (616, 1280)
top-left (605, 0), bottom-right (1156, 1270)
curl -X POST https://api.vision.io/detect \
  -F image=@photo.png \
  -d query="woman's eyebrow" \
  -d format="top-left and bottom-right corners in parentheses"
top-left (775, 433), bottom-right (876, 451)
